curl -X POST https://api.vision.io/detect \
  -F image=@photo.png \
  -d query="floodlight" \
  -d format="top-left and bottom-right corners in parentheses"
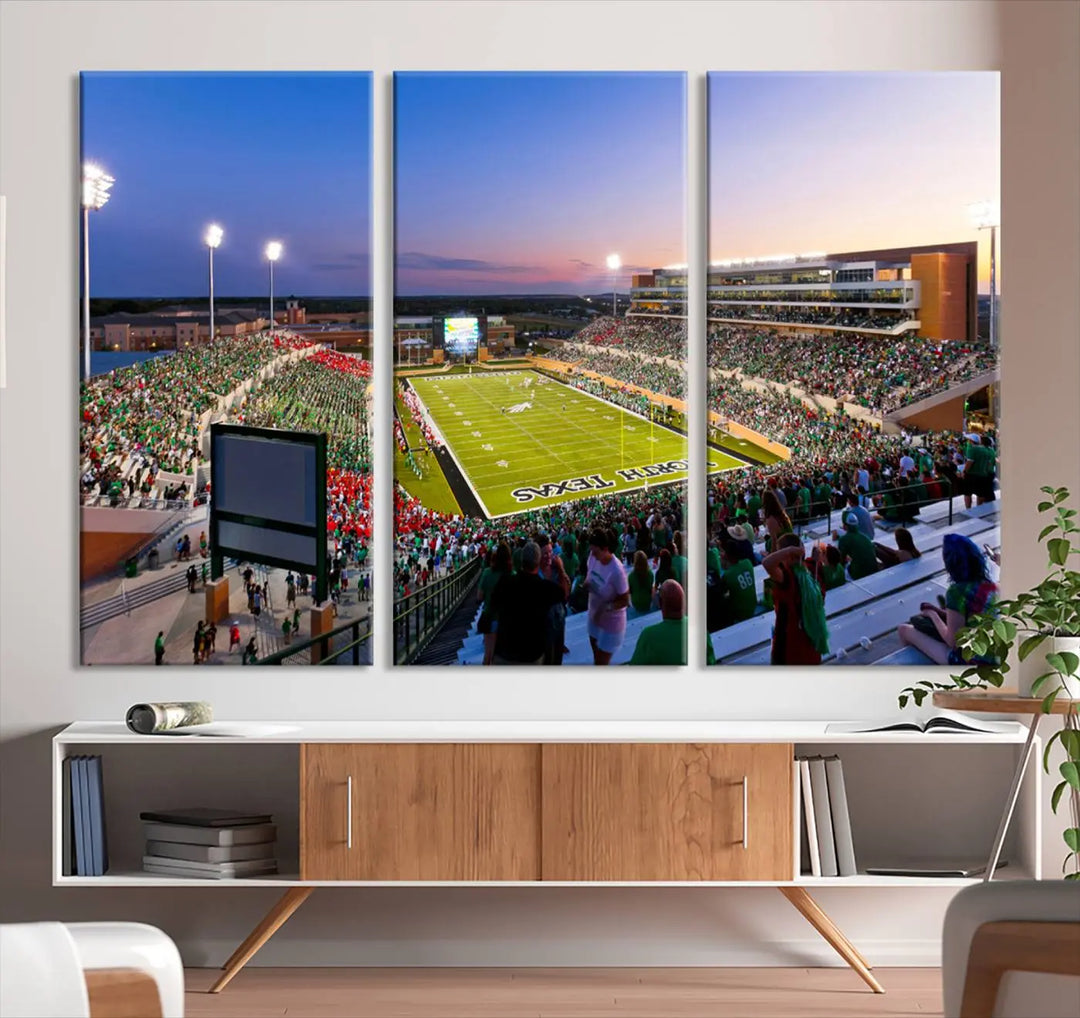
top-left (205, 224), bottom-right (224, 248)
top-left (265, 241), bottom-right (283, 262)
top-left (606, 253), bottom-right (621, 271)
top-left (82, 163), bottom-right (115, 210)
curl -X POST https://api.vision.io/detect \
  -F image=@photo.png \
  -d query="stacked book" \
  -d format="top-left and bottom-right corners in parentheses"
top-left (796, 755), bottom-right (857, 878)
top-left (140, 808), bottom-right (278, 879)
top-left (63, 755), bottom-right (108, 876)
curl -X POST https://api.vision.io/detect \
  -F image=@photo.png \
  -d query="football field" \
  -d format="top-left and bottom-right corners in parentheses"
top-left (408, 371), bottom-right (740, 518)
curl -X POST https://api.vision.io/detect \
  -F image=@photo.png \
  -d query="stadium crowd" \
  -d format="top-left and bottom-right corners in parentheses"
top-left (80, 332), bottom-right (314, 499)
top-left (707, 324), bottom-right (997, 414)
top-left (229, 349), bottom-right (373, 545)
top-left (573, 315), bottom-right (687, 361)
top-left (710, 304), bottom-right (912, 331)
top-left (395, 479), bottom-right (691, 663)
top-left (567, 347), bottom-right (687, 400)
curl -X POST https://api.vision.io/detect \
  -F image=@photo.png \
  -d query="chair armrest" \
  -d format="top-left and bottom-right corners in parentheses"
top-left (85, 969), bottom-right (162, 1018)
top-left (961, 920), bottom-right (1080, 1018)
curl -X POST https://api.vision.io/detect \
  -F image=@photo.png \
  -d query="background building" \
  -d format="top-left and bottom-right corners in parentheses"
top-left (631, 241), bottom-right (979, 343)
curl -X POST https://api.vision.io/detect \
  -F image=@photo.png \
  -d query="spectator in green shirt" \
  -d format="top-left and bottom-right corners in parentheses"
top-left (964, 434), bottom-right (997, 506)
top-left (629, 580), bottom-right (687, 665)
top-left (837, 511), bottom-right (879, 580)
top-left (821, 545), bottom-right (847, 590)
top-left (670, 531), bottom-right (688, 590)
top-left (717, 540), bottom-right (758, 626)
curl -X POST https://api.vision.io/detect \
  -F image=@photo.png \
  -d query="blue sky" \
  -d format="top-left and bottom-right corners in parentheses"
top-left (81, 72), bottom-right (371, 297)
top-left (709, 72), bottom-right (1000, 291)
top-left (394, 72), bottom-right (686, 295)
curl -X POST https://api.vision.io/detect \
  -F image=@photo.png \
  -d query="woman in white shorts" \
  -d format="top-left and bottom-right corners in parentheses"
top-left (585, 528), bottom-right (631, 665)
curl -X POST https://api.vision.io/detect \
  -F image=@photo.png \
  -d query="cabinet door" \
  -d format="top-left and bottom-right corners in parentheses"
top-left (542, 743), bottom-right (793, 881)
top-left (300, 744), bottom-right (541, 880)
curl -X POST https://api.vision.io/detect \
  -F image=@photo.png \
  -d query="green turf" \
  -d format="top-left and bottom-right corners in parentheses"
top-left (406, 370), bottom-right (742, 518)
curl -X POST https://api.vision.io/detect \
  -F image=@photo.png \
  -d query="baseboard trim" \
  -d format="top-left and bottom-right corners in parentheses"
top-left (177, 937), bottom-right (942, 970)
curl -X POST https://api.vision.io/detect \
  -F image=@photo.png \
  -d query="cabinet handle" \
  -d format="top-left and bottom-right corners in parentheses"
top-left (346, 775), bottom-right (353, 849)
top-left (742, 775), bottom-right (749, 850)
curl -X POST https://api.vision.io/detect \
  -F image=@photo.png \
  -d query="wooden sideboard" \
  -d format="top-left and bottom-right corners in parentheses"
top-left (300, 742), bottom-right (792, 883)
top-left (53, 721), bottom-right (1039, 996)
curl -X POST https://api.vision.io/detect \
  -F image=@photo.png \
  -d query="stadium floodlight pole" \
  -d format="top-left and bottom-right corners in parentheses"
top-left (81, 163), bottom-right (115, 379)
top-left (265, 241), bottom-right (283, 332)
top-left (967, 200), bottom-right (999, 349)
top-left (205, 224), bottom-right (223, 345)
top-left (606, 253), bottom-right (621, 318)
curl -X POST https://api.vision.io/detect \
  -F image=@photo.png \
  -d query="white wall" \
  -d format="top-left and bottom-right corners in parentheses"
top-left (1, 0), bottom-right (1077, 967)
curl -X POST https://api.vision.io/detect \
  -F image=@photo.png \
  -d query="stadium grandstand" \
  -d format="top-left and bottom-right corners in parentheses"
top-left (393, 243), bottom-right (998, 668)
top-left (79, 329), bottom-right (373, 667)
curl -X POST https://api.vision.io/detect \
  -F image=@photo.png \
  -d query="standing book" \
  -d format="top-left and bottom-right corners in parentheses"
top-left (824, 756), bottom-right (857, 877)
top-left (74, 756), bottom-right (92, 876)
top-left (87, 756), bottom-right (108, 876)
top-left (799, 758), bottom-right (821, 877)
top-left (61, 756), bottom-right (74, 876)
top-left (808, 757), bottom-right (838, 878)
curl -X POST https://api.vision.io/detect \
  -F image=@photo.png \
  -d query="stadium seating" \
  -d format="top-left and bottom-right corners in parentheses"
top-left (712, 519), bottom-right (1000, 665)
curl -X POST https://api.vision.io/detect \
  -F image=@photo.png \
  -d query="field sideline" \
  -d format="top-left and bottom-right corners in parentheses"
top-left (407, 371), bottom-right (740, 518)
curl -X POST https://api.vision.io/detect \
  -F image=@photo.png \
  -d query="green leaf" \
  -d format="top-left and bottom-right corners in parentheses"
top-left (1065, 828), bottom-right (1080, 852)
top-left (1047, 652), bottom-right (1076, 676)
top-left (898, 694), bottom-right (909, 709)
top-left (1019, 633), bottom-right (1049, 661)
top-left (1039, 501), bottom-right (1055, 512)
top-left (1061, 760), bottom-right (1080, 790)
top-left (1049, 539), bottom-right (1071, 566)
top-left (1038, 524), bottom-right (1057, 541)
top-left (1052, 780), bottom-right (1068, 812)
top-left (1030, 672), bottom-right (1055, 696)
top-left (1061, 729), bottom-right (1080, 758)
top-left (1065, 871), bottom-right (1080, 880)
top-left (1040, 486), bottom-right (1056, 495)
top-left (1042, 688), bottom-right (1062, 713)
top-left (1055, 489), bottom-right (1070, 504)
top-left (913, 689), bottom-right (927, 707)
top-left (1044, 729), bottom-right (1065, 770)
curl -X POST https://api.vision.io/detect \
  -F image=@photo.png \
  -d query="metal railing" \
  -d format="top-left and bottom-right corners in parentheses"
top-left (810, 478), bottom-right (955, 537)
top-left (255, 611), bottom-right (373, 666)
top-left (81, 494), bottom-right (196, 511)
top-left (393, 556), bottom-right (483, 665)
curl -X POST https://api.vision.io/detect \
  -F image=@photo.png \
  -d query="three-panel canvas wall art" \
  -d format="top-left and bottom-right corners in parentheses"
top-left (78, 71), bottom-right (1001, 670)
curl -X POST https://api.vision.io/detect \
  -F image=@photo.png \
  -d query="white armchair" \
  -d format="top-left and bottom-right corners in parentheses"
top-left (0, 922), bottom-right (183, 1018)
top-left (942, 881), bottom-right (1080, 1018)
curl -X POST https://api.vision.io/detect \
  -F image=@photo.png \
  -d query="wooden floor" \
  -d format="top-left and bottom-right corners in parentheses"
top-left (184, 968), bottom-right (944, 1017)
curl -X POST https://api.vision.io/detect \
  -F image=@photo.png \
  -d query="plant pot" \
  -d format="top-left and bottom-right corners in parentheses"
top-left (1051, 635), bottom-right (1080, 700)
top-left (1017, 635), bottom-right (1080, 698)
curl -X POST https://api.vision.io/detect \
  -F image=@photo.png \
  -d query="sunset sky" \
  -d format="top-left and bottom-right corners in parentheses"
top-left (81, 72), bottom-right (371, 297)
top-left (709, 72), bottom-right (1001, 292)
top-left (81, 71), bottom-right (999, 299)
top-left (395, 73), bottom-right (686, 295)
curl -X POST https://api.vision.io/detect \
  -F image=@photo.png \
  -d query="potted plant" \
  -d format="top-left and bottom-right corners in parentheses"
top-left (899, 486), bottom-right (1080, 879)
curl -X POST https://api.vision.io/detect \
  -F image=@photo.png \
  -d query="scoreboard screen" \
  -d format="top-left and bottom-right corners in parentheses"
top-left (444, 317), bottom-right (480, 354)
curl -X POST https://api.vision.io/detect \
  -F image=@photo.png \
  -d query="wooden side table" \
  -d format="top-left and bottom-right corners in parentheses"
top-left (933, 689), bottom-right (1077, 881)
